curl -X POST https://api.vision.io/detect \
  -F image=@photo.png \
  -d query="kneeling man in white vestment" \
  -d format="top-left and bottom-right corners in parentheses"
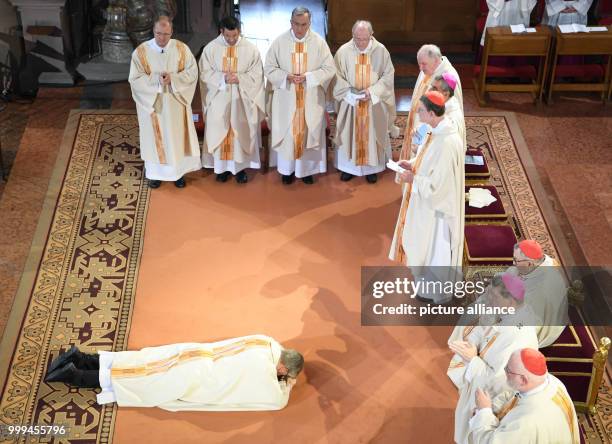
top-left (44, 335), bottom-right (303, 411)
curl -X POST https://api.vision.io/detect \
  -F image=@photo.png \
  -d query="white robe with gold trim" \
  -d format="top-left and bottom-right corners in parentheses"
top-left (332, 37), bottom-right (396, 176)
top-left (129, 38), bottom-right (201, 181)
top-left (468, 374), bottom-right (579, 444)
top-left (481, 0), bottom-right (538, 45)
top-left (543, 0), bottom-right (592, 27)
top-left (449, 305), bottom-right (540, 444)
top-left (199, 35), bottom-right (265, 174)
top-left (96, 335), bottom-right (293, 411)
top-left (264, 30), bottom-right (335, 177)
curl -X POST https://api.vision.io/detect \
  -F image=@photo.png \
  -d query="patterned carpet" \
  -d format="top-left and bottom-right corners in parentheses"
top-left (0, 111), bottom-right (609, 443)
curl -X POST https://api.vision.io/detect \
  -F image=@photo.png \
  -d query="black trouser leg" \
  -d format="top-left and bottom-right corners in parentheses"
top-left (72, 369), bottom-right (101, 389)
top-left (75, 352), bottom-right (100, 371)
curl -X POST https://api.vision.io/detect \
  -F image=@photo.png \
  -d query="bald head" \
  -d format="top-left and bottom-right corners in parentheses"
top-left (153, 16), bottom-right (173, 48)
top-left (506, 349), bottom-right (547, 393)
top-left (352, 20), bottom-right (373, 51)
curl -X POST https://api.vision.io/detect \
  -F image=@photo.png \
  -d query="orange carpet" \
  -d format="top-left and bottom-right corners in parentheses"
top-left (112, 170), bottom-right (457, 443)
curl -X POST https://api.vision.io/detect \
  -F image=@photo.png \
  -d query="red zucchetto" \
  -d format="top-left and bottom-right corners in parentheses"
top-left (520, 348), bottom-right (547, 376)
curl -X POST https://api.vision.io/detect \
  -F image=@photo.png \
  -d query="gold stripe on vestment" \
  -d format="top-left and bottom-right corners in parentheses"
top-left (292, 42), bottom-right (307, 160)
top-left (552, 387), bottom-right (577, 443)
top-left (354, 53), bottom-right (371, 166)
top-left (400, 75), bottom-right (430, 160)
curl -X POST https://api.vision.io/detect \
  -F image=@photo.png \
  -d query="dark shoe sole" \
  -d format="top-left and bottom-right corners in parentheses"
top-left (148, 180), bottom-right (161, 189)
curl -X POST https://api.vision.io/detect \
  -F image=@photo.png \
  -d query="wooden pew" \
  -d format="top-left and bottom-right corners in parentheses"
top-left (547, 26), bottom-right (612, 103)
top-left (474, 26), bottom-right (552, 106)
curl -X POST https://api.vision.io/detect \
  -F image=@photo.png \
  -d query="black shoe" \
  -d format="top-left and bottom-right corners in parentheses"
top-left (47, 345), bottom-right (80, 375)
top-left (174, 177), bottom-right (186, 188)
top-left (216, 172), bottom-right (231, 183)
top-left (366, 173), bottom-right (378, 184)
top-left (235, 171), bottom-right (248, 183)
top-left (45, 362), bottom-right (78, 383)
top-left (282, 174), bottom-right (294, 185)
top-left (302, 175), bottom-right (314, 185)
top-left (340, 172), bottom-right (354, 182)
top-left (148, 179), bottom-right (161, 189)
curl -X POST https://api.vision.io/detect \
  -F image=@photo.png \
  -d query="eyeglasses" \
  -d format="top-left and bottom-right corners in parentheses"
top-left (512, 257), bottom-right (531, 265)
top-left (504, 365), bottom-right (525, 378)
top-left (154, 32), bottom-right (172, 37)
top-left (291, 20), bottom-right (310, 28)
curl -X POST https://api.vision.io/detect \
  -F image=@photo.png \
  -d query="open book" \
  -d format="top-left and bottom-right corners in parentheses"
top-left (559, 24), bottom-right (608, 33)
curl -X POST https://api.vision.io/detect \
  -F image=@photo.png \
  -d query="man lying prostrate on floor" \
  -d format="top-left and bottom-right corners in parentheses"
top-left (45, 334), bottom-right (303, 411)
top-left (469, 348), bottom-right (579, 444)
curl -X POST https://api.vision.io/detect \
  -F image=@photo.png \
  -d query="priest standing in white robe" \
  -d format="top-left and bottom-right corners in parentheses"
top-left (389, 92), bottom-right (464, 301)
top-left (199, 16), bottom-right (265, 184)
top-left (264, 6), bottom-right (336, 185)
top-left (543, 0), bottom-right (593, 27)
top-left (480, 0), bottom-right (538, 46)
top-left (400, 44), bottom-right (463, 161)
top-left (469, 348), bottom-right (579, 443)
top-left (332, 20), bottom-right (396, 184)
top-left (129, 16), bottom-right (201, 189)
top-left (447, 273), bottom-right (540, 444)
top-left (44, 334), bottom-right (304, 412)
top-left (508, 239), bottom-right (569, 347)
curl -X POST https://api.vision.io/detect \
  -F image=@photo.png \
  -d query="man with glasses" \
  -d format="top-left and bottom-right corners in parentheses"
top-left (264, 6), bottom-right (335, 185)
top-left (129, 16), bottom-right (201, 189)
top-left (509, 240), bottom-right (568, 347)
top-left (446, 273), bottom-right (539, 444)
top-left (332, 20), bottom-right (397, 184)
top-left (469, 348), bottom-right (579, 443)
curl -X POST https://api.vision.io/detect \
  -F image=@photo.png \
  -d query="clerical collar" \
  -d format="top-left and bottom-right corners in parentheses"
top-left (221, 35), bottom-right (241, 47)
top-left (148, 38), bottom-right (170, 54)
top-left (353, 38), bottom-right (373, 54)
top-left (519, 374), bottom-right (550, 398)
top-left (290, 29), bottom-right (309, 42)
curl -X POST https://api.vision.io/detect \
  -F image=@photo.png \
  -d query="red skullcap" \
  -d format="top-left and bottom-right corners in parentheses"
top-left (520, 348), bottom-right (547, 376)
top-left (424, 91), bottom-right (445, 107)
top-left (518, 240), bottom-right (543, 260)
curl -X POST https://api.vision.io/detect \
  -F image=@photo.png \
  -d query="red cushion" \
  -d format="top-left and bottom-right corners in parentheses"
top-left (473, 64), bottom-right (538, 79)
top-left (464, 224), bottom-right (516, 264)
top-left (599, 17), bottom-right (612, 25)
top-left (478, 0), bottom-right (488, 13)
top-left (554, 64), bottom-right (605, 79)
top-left (540, 306), bottom-right (597, 360)
top-left (465, 185), bottom-right (507, 218)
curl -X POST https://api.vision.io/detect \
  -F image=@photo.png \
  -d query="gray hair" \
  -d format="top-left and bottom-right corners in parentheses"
top-left (417, 44), bottom-right (442, 60)
top-left (352, 20), bottom-right (373, 35)
top-left (291, 6), bottom-right (311, 21)
top-left (434, 75), bottom-right (454, 98)
top-left (280, 349), bottom-right (304, 378)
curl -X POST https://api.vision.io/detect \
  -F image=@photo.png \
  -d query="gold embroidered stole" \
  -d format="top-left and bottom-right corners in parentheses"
top-left (393, 132), bottom-right (433, 263)
top-left (354, 53), bottom-right (371, 165)
top-left (111, 337), bottom-right (270, 379)
top-left (552, 387), bottom-right (577, 443)
top-left (399, 75), bottom-right (430, 160)
top-left (220, 45), bottom-right (238, 160)
top-left (292, 42), bottom-right (307, 159)
top-left (495, 394), bottom-right (519, 421)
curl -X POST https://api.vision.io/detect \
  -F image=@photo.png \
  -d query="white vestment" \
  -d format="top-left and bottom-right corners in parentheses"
top-left (481, 0), bottom-right (538, 45)
top-left (96, 335), bottom-right (293, 411)
top-left (389, 118), bottom-right (464, 288)
top-left (468, 374), bottom-right (579, 444)
top-left (543, 0), bottom-right (593, 26)
top-left (199, 35), bottom-right (265, 174)
top-left (264, 30), bottom-right (335, 177)
top-left (403, 57), bottom-right (463, 160)
top-left (448, 304), bottom-right (540, 444)
top-left (332, 37), bottom-right (396, 176)
top-left (129, 38), bottom-right (201, 181)
top-left (507, 256), bottom-right (569, 347)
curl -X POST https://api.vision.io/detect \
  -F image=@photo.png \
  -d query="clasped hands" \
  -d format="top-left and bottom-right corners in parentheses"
top-left (287, 73), bottom-right (306, 84)
top-left (561, 6), bottom-right (577, 13)
top-left (449, 340), bottom-right (478, 362)
top-left (224, 72), bottom-right (239, 84)
top-left (159, 72), bottom-right (171, 86)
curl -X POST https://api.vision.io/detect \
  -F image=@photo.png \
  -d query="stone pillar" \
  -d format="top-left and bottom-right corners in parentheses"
top-left (102, 0), bottom-right (132, 63)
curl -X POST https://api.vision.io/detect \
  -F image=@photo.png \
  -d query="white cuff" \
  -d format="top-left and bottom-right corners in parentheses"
top-left (219, 74), bottom-right (227, 91)
top-left (305, 72), bottom-right (319, 89)
top-left (344, 91), bottom-right (357, 107)
top-left (280, 73), bottom-right (288, 90)
top-left (370, 92), bottom-right (380, 105)
top-left (469, 407), bottom-right (494, 429)
top-left (465, 356), bottom-right (481, 383)
top-left (96, 351), bottom-right (116, 405)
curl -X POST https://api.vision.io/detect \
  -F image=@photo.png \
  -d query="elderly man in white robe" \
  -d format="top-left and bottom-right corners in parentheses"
top-left (129, 16), bottom-right (201, 189)
top-left (199, 16), bottom-right (265, 184)
top-left (447, 273), bottom-right (540, 444)
top-left (389, 91), bottom-right (464, 303)
top-left (332, 20), bottom-right (396, 184)
top-left (264, 6), bottom-right (336, 185)
top-left (44, 334), bottom-right (303, 412)
top-left (480, 1), bottom-right (538, 46)
top-left (543, 0), bottom-right (593, 27)
top-left (508, 239), bottom-right (569, 347)
top-left (470, 348), bottom-right (579, 443)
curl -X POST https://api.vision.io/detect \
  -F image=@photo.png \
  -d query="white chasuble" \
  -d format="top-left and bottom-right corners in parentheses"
top-left (199, 35), bottom-right (265, 174)
top-left (333, 38), bottom-right (396, 176)
top-left (129, 38), bottom-right (201, 181)
top-left (97, 335), bottom-right (293, 411)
